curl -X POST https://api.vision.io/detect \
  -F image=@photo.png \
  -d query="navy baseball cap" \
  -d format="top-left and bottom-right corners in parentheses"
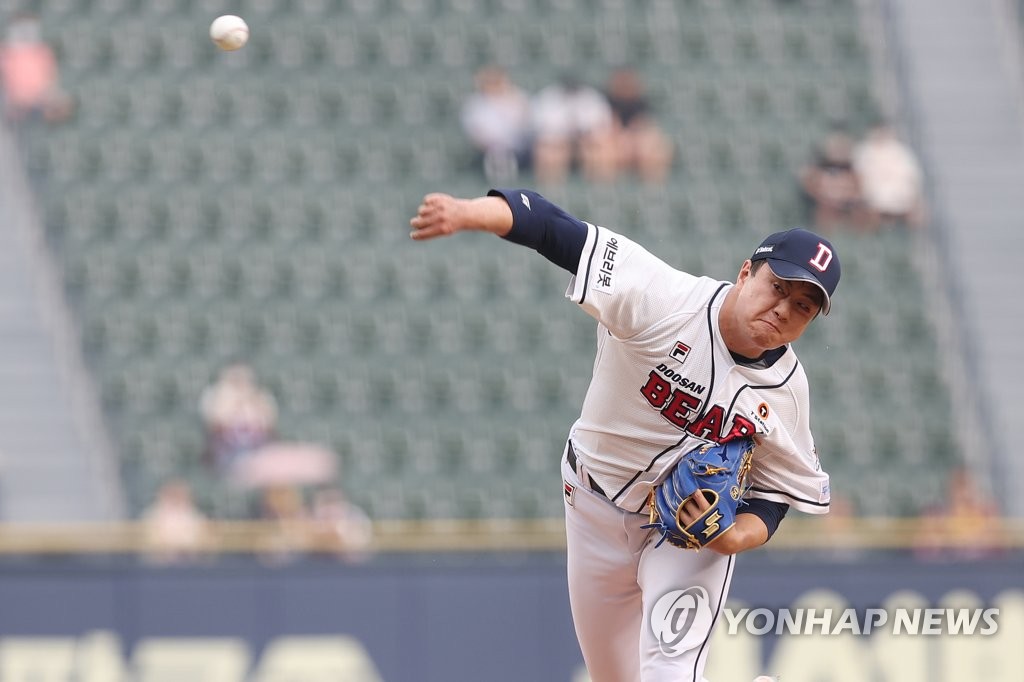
top-left (750, 228), bottom-right (840, 315)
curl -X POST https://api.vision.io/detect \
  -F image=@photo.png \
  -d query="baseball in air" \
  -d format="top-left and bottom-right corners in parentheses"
top-left (210, 15), bottom-right (249, 51)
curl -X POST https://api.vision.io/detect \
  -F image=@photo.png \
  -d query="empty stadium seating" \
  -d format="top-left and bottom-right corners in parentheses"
top-left (16, 0), bottom-right (957, 519)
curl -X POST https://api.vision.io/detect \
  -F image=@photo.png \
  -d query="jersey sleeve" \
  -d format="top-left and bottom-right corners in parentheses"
top-left (488, 188), bottom-right (588, 273)
top-left (565, 224), bottom-right (702, 339)
top-left (744, 370), bottom-right (832, 515)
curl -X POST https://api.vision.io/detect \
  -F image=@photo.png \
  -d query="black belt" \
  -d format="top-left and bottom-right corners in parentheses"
top-left (567, 442), bottom-right (607, 498)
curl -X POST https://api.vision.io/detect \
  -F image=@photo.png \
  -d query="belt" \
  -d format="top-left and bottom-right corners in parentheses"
top-left (566, 442), bottom-right (607, 498)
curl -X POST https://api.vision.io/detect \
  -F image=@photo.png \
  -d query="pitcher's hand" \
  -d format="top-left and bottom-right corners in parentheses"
top-left (410, 193), bottom-right (471, 241)
top-left (410, 193), bottom-right (513, 240)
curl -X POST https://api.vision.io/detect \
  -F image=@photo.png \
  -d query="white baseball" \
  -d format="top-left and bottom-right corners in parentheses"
top-left (210, 15), bottom-right (249, 51)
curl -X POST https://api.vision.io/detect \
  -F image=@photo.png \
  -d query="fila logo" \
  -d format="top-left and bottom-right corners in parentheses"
top-left (808, 243), bottom-right (833, 272)
top-left (520, 193), bottom-right (531, 210)
top-left (670, 342), bottom-right (691, 363)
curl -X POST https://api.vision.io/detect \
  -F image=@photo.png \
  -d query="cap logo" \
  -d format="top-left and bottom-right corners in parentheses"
top-left (808, 243), bottom-right (833, 272)
top-left (754, 246), bottom-right (774, 255)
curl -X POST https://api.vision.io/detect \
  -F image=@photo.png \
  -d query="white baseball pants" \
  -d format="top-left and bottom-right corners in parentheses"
top-left (562, 452), bottom-right (735, 682)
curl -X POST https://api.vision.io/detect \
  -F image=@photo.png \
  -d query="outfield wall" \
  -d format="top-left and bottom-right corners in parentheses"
top-left (0, 552), bottom-right (1021, 682)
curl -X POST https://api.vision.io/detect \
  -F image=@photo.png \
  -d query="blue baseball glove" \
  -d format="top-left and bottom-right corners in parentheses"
top-left (644, 437), bottom-right (756, 550)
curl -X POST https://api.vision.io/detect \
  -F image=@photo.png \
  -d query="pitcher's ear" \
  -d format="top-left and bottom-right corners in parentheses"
top-left (736, 259), bottom-right (754, 283)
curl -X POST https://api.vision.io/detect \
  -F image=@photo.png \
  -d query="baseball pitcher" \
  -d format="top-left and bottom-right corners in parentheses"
top-left (410, 189), bottom-right (839, 682)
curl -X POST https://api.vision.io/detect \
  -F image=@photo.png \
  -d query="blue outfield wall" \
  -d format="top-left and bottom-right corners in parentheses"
top-left (0, 552), bottom-right (581, 682)
top-left (0, 550), bottom-right (1022, 681)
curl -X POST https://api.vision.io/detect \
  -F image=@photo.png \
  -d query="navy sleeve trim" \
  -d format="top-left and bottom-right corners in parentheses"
top-left (738, 498), bottom-right (790, 541)
top-left (577, 228), bottom-right (601, 306)
top-left (488, 188), bottom-right (588, 274)
top-left (747, 485), bottom-right (830, 508)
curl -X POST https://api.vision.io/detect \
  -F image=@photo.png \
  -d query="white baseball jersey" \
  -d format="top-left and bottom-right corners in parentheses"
top-left (564, 223), bottom-right (831, 516)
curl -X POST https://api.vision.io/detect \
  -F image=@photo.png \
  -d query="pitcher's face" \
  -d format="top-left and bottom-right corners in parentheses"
top-left (728, 261), bottom-right (822, 354)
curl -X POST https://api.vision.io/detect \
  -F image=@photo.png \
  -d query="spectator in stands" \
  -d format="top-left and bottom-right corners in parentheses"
top-left (199, 363), bottom-right (278, 476)
top-left (141, 478), bottom-right (211, 565)
top-left (0, 12), bottom-right (73, 124)
top-left (798, 125), bottom-right (872, 232)
top-left (853, 121), bottom-right (926, 229)
top-left (258, 484), bottom-right (311, 564)
top-left (310, 487), bottom-right (374, 562)
top-left (530, 73), bottom-right (617, 185)
top-left (604, 67), bottom-right (674, 184)
top-left (460, 64), bottom-right (532, 183)
top-left (914, 467), bottom-right (1006, 561)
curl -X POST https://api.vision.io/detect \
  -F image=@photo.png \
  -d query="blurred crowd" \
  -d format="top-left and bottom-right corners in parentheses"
top-left (460, 65), bottom-right (928, 235)
top-left (799, 121), bottom-right (926, 232)
top-left (141, 363), bottom-right (373, 566)
top-left (460, 65), bottom-right (674, 186)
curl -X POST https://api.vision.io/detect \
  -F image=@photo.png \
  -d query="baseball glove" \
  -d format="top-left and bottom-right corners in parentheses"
top-left (643, 437), bottom-right (756, 550)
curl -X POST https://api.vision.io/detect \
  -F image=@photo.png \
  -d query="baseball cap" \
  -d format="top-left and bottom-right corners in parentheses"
top-left (749, 228), bottom-right (840, 315)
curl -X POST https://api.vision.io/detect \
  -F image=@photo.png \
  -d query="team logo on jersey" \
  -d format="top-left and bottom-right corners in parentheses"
top-left (650, 587), bottom-right (714, 657)
top-left (670, 341), bottom-right (691, 364)
top-left (642, 369), bottom-right (754, 441)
